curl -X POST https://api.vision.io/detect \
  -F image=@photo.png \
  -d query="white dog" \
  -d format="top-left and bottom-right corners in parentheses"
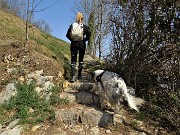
top-left (91, 70), bottom-right (144, 113)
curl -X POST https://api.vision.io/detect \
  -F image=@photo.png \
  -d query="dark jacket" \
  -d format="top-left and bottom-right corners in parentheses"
top-left (66, 23), bottom-right (91, 46)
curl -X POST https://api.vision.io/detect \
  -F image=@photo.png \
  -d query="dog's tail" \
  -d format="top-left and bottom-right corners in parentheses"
top-left (125, 92), bottom-right (145, 112)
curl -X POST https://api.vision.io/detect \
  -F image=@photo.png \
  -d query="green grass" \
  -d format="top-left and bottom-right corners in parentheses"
top-left (0, 81), bottom-right (70, 126)
top-left (1, 82), bottom-right (55, 125)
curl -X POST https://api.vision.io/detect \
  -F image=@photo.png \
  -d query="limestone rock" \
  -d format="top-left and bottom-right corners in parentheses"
top-left (55, 107), bottom-right (114, 127)
top-left (0, 83), bottom-right (16, 104)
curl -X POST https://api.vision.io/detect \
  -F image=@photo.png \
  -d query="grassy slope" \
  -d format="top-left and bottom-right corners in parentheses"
top-left (0, 9), bottom-right (70, 66)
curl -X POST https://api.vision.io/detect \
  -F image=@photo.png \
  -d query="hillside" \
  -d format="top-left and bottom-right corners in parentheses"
top-left (0, 10), bottom-right (177, 135)
top-left (0, 9), bottom-right (71, 130)
top-left (0, 9), bottom-right (71, 80)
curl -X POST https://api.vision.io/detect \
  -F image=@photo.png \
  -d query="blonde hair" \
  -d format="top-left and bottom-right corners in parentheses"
top-left (76, 12), bottom-right (84, 23)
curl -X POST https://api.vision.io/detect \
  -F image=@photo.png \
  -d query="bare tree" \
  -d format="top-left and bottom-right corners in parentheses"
top-left (25, 0), bottom-right (59, 48)
top-left (33, 19), bottom-right (52, 34)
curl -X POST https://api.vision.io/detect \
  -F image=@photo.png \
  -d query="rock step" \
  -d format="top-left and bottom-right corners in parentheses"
top-left (67, 82), bottom-right (94, 91)
top-left (61, 87), bottom-right (99, 105)
top-left (57, 83), bottom-right (125, 128)
top-left (55, 105), bottom-right (124, 128)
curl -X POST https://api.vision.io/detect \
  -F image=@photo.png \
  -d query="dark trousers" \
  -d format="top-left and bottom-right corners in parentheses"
top-left (71, 46), bottom-right (86, 64)
top-left (70, 41), bottom-right (86, 77)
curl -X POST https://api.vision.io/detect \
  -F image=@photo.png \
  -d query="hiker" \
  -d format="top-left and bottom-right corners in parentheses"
top-left (66, 12), bottom-right (91, 82)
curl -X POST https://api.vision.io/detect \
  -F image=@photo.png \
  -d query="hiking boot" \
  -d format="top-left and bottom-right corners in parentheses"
top-left (70, 76), bottom-right (76, 83)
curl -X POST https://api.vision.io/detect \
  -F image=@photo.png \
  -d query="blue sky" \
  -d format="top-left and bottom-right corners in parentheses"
top-left (34, 0), bottom-right (77, 42)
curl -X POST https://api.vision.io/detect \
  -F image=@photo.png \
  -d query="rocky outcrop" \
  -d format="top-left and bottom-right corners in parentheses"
top-left (0, 70), bottom-right (54, 104)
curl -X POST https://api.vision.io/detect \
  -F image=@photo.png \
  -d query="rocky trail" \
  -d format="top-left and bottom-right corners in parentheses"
top-left (22, 56), bottom-right (167, 135)
top-left (0, 49), bottom-right (173, 135)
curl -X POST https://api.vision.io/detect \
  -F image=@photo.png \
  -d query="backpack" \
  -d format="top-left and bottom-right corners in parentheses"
top-left (70, 22), bottom-right (84, 41)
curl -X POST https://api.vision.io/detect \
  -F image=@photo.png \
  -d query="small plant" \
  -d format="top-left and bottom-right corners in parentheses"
top-left (2, 81), bottom-right (55, 125)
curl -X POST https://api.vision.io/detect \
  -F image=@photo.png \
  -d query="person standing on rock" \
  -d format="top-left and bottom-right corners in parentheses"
top-left (66, 12), bottom-right (91, 82)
